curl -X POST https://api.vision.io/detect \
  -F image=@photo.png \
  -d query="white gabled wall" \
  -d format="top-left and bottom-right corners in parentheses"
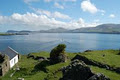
top-left (9, 55), bottom-right (18, 68)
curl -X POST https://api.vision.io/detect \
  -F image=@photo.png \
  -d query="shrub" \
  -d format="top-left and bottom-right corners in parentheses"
top-left (50, 44), bottom-right (67, 64)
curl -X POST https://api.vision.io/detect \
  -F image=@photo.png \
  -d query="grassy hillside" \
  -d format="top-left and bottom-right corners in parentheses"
top-left (1, 50), bottom-right (120, 80)
top-left (91, 66), bottom-right (120, 80)
top-left (80, 50), bottom-right (120, 67)
top-left (71, 24), bottom-right (120, 33)
top-left (0, 33), bottom-right (15, 36)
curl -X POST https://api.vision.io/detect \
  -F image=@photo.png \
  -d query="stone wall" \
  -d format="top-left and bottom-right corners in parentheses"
top-left (72, 55), bottom-right (120, 74)
top-left (0, 55), bottom-right (10, 76)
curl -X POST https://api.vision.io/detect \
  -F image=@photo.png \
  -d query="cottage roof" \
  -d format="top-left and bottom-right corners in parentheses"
top-left (2, 47), bottom-right (18, 60)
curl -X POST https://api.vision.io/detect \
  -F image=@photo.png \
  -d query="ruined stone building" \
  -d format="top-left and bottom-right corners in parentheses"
top-left (0, 47), bottom-right (19, 76)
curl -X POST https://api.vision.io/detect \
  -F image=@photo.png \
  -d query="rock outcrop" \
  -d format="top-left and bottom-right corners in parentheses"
top-left (60, 59), bottom-right (110, 80)
top-left (88, 73), bottom-right (110, 80)
top-left (27, 54), bottom-right (48, 61)
top-left (50, 44), bottom-right (67, 64)
top-left (72, 55), bottom-right (120, 74)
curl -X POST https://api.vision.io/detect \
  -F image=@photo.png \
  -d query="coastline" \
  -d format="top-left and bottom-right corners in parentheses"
top-left (1, 49), bottom-right (120, 80)
top-left (0, 33), bottom-right (29, 36)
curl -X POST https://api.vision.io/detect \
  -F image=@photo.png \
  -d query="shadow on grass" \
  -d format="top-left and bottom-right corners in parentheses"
top-left (33, 60), bottom-right (50, 73)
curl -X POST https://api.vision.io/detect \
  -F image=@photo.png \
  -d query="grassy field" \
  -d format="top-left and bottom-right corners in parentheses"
top-left (0, 52), bottom-right (71, 80)
top-left (91, 66), bottom-right (120, 80)
top-left (1, 50), bottom-right (120, 80)
top-left (80, 50), bottom-right (120, 67)
top-left (0, 33), bottom-right (15, 36)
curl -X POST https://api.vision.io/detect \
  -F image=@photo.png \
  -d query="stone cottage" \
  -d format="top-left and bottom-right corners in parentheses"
top-left (0, 54), bottom-right (10, 76)
top-left (0, 47), bottom-right (19, 76)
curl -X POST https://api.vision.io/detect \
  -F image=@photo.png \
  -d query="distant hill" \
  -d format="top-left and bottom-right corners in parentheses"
top-left (7, 30), bottom-right (30, 35)
top-left (7, 30), bottom-right (32, 33)
top-left (38, 27), bottom-right (69, 33)
top-left (7, 24), bottom-right (120, 34)
top-left (7, 30), bottom-right (19, 33)
top-left (70, 24), bottom-right (120, 33)
top-left (7, 28), bottom-right (69, 33)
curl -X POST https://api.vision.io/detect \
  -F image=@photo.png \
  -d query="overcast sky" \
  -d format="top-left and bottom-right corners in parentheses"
top-left (0, 0), bottom-right (120, 32)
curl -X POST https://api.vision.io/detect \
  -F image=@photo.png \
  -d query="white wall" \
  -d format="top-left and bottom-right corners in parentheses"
top-left (9, 55), bottom-right (18, 68)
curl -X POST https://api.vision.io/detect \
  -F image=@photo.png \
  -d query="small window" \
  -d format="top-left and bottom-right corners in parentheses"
top-left (11, 60), bottom-right (13, 64)
top-left (14, 59), bottom-right (16, 63)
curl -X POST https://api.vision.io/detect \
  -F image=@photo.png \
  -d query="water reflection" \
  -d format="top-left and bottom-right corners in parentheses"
top-left (0, 33), bottom-right (120, 54)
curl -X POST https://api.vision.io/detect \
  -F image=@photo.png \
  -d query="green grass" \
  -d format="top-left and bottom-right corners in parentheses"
top-left (0, 33), bottom-right (15, 36)
top-left (91, 66), bottom-right (120, 80)
top-left (1, 55), bottom-right (39, 80)
top-left (0, 52), bottom-right (71, 80)
top-left (1, 50), bottom-right (120, 80)
top-left (80, 50), bottom-right (120, 67)
top-left (30, 51), bottom-right (50, 58)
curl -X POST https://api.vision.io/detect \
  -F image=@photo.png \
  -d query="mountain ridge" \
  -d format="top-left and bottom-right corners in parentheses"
top-left (7, 24), bottom-right (120, 34)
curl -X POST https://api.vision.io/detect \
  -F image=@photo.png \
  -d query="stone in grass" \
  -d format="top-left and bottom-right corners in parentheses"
top-left (17, 78), bottom-right (24, 80)
top-left (88, 73), bottom-right (110, 80)
top-left (60, 59), bottom-right (94, 80)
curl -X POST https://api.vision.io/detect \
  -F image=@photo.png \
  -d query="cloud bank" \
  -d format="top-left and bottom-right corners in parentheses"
top-left (0, 12), bottom-right (100, 30)
top-left (31, 8), bottom-right (71, 20)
